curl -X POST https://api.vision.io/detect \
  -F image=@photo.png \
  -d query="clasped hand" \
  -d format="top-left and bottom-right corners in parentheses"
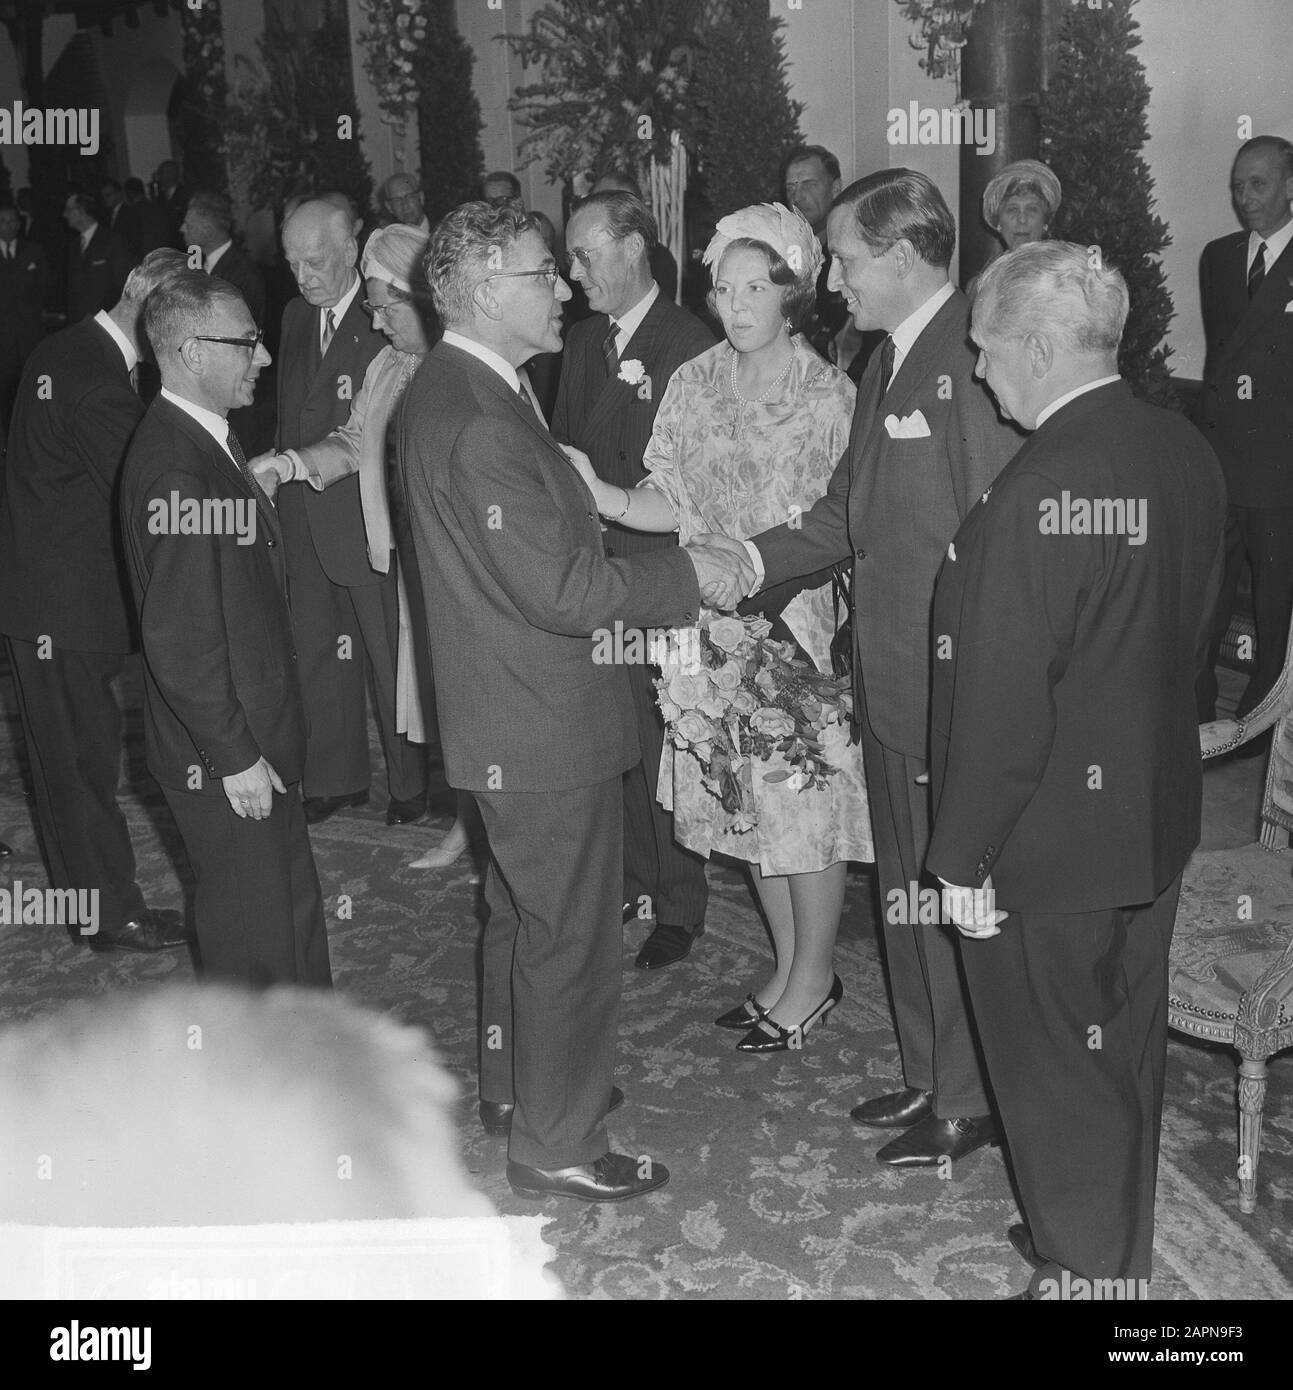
top-left (938, 874), bottom-right (1008, 939)
top-left (248, 450), bottom-right (291, 502)
top-left (685, 532), bottom-right (756, 610)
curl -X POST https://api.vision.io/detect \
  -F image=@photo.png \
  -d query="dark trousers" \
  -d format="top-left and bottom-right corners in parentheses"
top-left (161, 780), bottom-right (331, 988)
top-left (622, 652), bottom-right (708, 925)
top-left (960, 874), bottom-right (1180, 1288)
top-left (287, 534), bottom-right (425, 804)
top-left (860, 712), bottom-right (991, 1117)
top-left (1197, 503), bottom-right (1293, 720)
top-left (475, 777), bottom-right (622, 1169)
top-left (4, 636), bottom-right (147, 931)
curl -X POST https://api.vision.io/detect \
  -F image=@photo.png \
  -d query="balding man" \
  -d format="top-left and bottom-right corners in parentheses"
top-left (1196, 136), bottom-right (1293, 743)
top-left (0, 250), bottom-right (190, 953)
top-left (380, 173), bottom-right (429, 233)
top-left (277, 201), bottom-right (425, 825)
top-left (119, 271), bottom-right (330, 987)
top-left (927, 241), bottom-right (1226, 1297)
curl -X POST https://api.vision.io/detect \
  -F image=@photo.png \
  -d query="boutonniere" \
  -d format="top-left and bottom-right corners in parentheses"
top-left (618, 359), bottom-right (646, 386)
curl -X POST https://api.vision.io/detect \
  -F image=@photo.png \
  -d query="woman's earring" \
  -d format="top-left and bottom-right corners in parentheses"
top-left (784, 318), bottom-right (793, 332)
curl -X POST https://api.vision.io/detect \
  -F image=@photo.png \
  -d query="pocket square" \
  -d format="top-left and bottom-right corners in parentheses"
top-left (884, 409), bottom-right (932, 439)
top-left (1285, 300), bottom-right (1293, 312)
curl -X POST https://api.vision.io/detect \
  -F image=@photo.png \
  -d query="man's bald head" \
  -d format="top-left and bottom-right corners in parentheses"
top-left (382, 172), bottom-right (425, 227)
top-left (282, 199), bottom-right (359, 307)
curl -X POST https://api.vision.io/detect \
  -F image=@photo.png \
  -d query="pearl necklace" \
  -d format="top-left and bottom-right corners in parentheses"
top-left (729, 340), bottom-right (797, 405)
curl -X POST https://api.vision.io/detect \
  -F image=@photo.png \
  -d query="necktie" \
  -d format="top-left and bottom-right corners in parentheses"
top-left (879, 335), bottom-right (896, 396)
top-left (602, 323), bottom-right (619, 376)
top-left (321, 308), bottom-right (336, 356)
top-left (226, 424), bottom-right (270, 506)
top-left (1248, 241), bottom-right (1267, 301)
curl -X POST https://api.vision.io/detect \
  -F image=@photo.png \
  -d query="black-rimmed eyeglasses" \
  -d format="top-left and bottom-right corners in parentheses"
top-left (362, 298), bottom-right (410, 320)
top-left (188, 328), bottom-right (264, 352)
top-left (485, 266), bottom-right (561, 288)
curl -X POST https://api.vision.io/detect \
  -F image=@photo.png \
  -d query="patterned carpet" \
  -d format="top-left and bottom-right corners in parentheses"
top-left (0, 659), bottom-right (1289, 1300)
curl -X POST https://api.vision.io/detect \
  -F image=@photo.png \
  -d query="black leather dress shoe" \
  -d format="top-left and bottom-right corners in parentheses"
top-left (303, 791), bottom-right (369, 825)
top-left (88, 909), bottom-right (191, 953)
top-left (480, 1087), bottom-right (624, 1137)
top-left (850, 1086), bottom-right (935, 1128)
top-left (385, 795), bottom-right (427, 825)
top-left (0, 841), bottom-right (12, 857)
top-left (875, 1112), bottom-right (999, 1167)
top-left (507, 1151), bottom-right (669, 1202)
top-left (634, 921), bottom-right (702, 970)
top-left (1008, 1222), bottom-right (1043, 1269)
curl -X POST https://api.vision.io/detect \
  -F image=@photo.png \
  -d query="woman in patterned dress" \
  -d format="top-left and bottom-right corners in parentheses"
top-left (564, 204), bottom-right (872, 1053)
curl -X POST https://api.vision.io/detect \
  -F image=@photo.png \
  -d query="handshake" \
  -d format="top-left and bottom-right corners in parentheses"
top-left (683, 533), bottom-right (758, 611)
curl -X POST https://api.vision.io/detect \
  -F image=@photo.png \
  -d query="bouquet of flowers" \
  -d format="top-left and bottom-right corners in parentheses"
top-left (654, 612), bottom-right (853, 833)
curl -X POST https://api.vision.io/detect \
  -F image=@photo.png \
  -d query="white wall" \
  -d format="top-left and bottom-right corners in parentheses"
top-left (1137, 0), bottom-right (1293, 378)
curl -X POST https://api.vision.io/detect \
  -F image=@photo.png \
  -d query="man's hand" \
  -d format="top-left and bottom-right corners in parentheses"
top-left (938, 874), bottom-right (1007, 938)
top-left (685, 533), bottom-right (755, 610)
top-left (249, 451), bottom-right (291, 502)
top-left (222, 757), bottom-right (286, 821)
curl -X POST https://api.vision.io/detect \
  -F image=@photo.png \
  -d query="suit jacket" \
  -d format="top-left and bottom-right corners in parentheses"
top-left (1196, 230), bottom-right (1293, 507)
top-left (925, 380), bottom-right (1227, 911)
top-left (395, 339), bottom-right (702, 794)
top-left (751, 289), bottom-right (1022, 756)
top-left (552, 293), bottom-right (714, 557)
top-left (0, 316), bottom-right (145, 652)
top-left (210, 245), bottom-right (267, 326)
top-left (66, 225), bottom-right (133, 322)
top-left (0, 237), bottom-right (48, 360)
top-left (275, 289), bottom-right (388, 586)
top-left (119, 395), bottom-right (305, 796)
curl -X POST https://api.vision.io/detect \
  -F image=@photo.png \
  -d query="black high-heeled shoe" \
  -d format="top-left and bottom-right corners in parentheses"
top-left (714, 993), bottom-right (770, 1030)
top-left (734, 975), bottom-right (843, 1053)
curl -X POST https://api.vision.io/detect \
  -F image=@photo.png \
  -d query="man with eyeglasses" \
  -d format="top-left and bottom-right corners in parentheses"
top-left (119, 271), bottom-right (331, 987)
top-left (276, 200), bottom-right (426, 829)
top-left (552, 190), bottom-right (716, 972)
top-left (398, 201), bottom-right (744, 1203)
top-left (0, 250), bottom-right (193, 953)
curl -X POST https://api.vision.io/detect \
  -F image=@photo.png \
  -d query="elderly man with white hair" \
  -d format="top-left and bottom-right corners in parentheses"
top-left (925, 240), bottom-right (1227, 1298)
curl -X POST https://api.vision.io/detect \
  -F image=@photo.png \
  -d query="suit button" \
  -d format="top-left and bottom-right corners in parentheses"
top-left (855, 548), bottom-right (866, 560)
top-left (266, 537), bottom-right (276, 548)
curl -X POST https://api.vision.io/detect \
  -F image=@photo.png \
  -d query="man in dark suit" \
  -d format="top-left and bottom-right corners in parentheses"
top-left (121, 178), bottom-right (175, 259)
top-left (182, 191), bottom-right (266, 325)
top-left (728, 170), bottom-right (1022, 1167)
top-left (153, 160), bottom-right (188, 246)
top-left (277, 200), bottom-right (425, 825)
top-left (397, 201), bottom-right (739, 1201)
top-left (100, 179), bottom-right (127, 239)
top-left (926, 240), bottom-right (1226, 1297)
top-left (119, 271), bottom-right (330, 988)
top-left (1196, 135), bottom-right (1293, 737)
top-left (63, 192), bottom-right (133, 323)
top-left (553, 190), bottom-right (715, 971)
top-left (0, 250), bottom-right (190, 952)
top-left (0, 203), bottom-right (47, 440)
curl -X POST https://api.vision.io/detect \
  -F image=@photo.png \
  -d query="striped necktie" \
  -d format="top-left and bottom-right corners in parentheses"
top-left (602, 323), bottom-right (619, 376)
top-left (1247, 241), bottom-right (1267, 301)
top-left (320, 308), bottom-right (336, 355)
top-left (226, 424), bottom-right (270, 507)
top-left (879, 335), bottom-right (896, 396)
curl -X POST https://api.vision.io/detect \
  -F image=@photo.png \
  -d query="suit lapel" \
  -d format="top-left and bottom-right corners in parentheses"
top-left (438, 342), bottom-right (572, 470)
top-left (581, 297), bottom-right (668, 439)
top-left (1221, 236), bottom-right (1293, 361)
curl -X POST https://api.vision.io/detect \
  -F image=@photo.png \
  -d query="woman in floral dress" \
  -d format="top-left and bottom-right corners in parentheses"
top-left (564, 204), bottom-right (872, 1052)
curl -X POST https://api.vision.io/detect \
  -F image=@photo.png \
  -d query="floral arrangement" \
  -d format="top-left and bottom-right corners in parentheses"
top-left (358, 0), bottom-right (431, 127)
top-left (894, 0), bottom-right (987, 84)
top-left (655, 611), bottom-right (852, 832)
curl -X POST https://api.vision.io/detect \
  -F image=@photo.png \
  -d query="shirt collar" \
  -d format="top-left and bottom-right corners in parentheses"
top-left (80, 221), bottom-right (98, 250)
top-left (93, 309), bottom-right (139, 372)
top-left (609, 282), bottom-right (659, 349)
top-left (1250, 218), bottom-right (1293, 271)
top-left (889, 280), bottom-right (955, 361)
top-left (442, 330), bottom-right (522, 393)
top-left (160, 387), bottom-right (235, 459)
top-left (205, 240), bottom-right (232, 272)
top-left (325, 272), bottom-right (362, 329)
top-left (1034, 374), bottom-right (1122, 429)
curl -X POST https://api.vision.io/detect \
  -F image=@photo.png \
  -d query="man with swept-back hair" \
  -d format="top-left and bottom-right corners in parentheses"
top-left (554, 188), bottom-right (715, 971)
top-left (399, 200), bottom-right (735, 1203)
top-left (120, 270), bottom-right (329, 987)
top-left (0, 249), bottom-right (191, 953)
top-left (731, 168), bottom-right (1023, 1168)
top-left (1195, 134), bottom-right (1293, 740)
top-left (927, 239), bottom-right (1226, 1296)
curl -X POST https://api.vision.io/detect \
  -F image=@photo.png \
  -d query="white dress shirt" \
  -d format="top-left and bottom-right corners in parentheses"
top-left (322, 273), bottom-right (362, 352)
top-left (161, 387), bottom-right (237, 465)
top-left (93, 309), bottom-right (139, 373)
top-left (1034, 374), bottom-right (1121, 430)
top-left (204, 240), bottom-right (232, 273)
top-left (442, 330), bottom-right (522, 393)
top-left (608, 282), bottom-right (658, 357)
top-left (1249, 217), bottom-right (1293, 276)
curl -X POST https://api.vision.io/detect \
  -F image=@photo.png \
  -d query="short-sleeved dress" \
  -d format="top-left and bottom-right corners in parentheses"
top-left (643, 337), bottom-right (873, 875)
